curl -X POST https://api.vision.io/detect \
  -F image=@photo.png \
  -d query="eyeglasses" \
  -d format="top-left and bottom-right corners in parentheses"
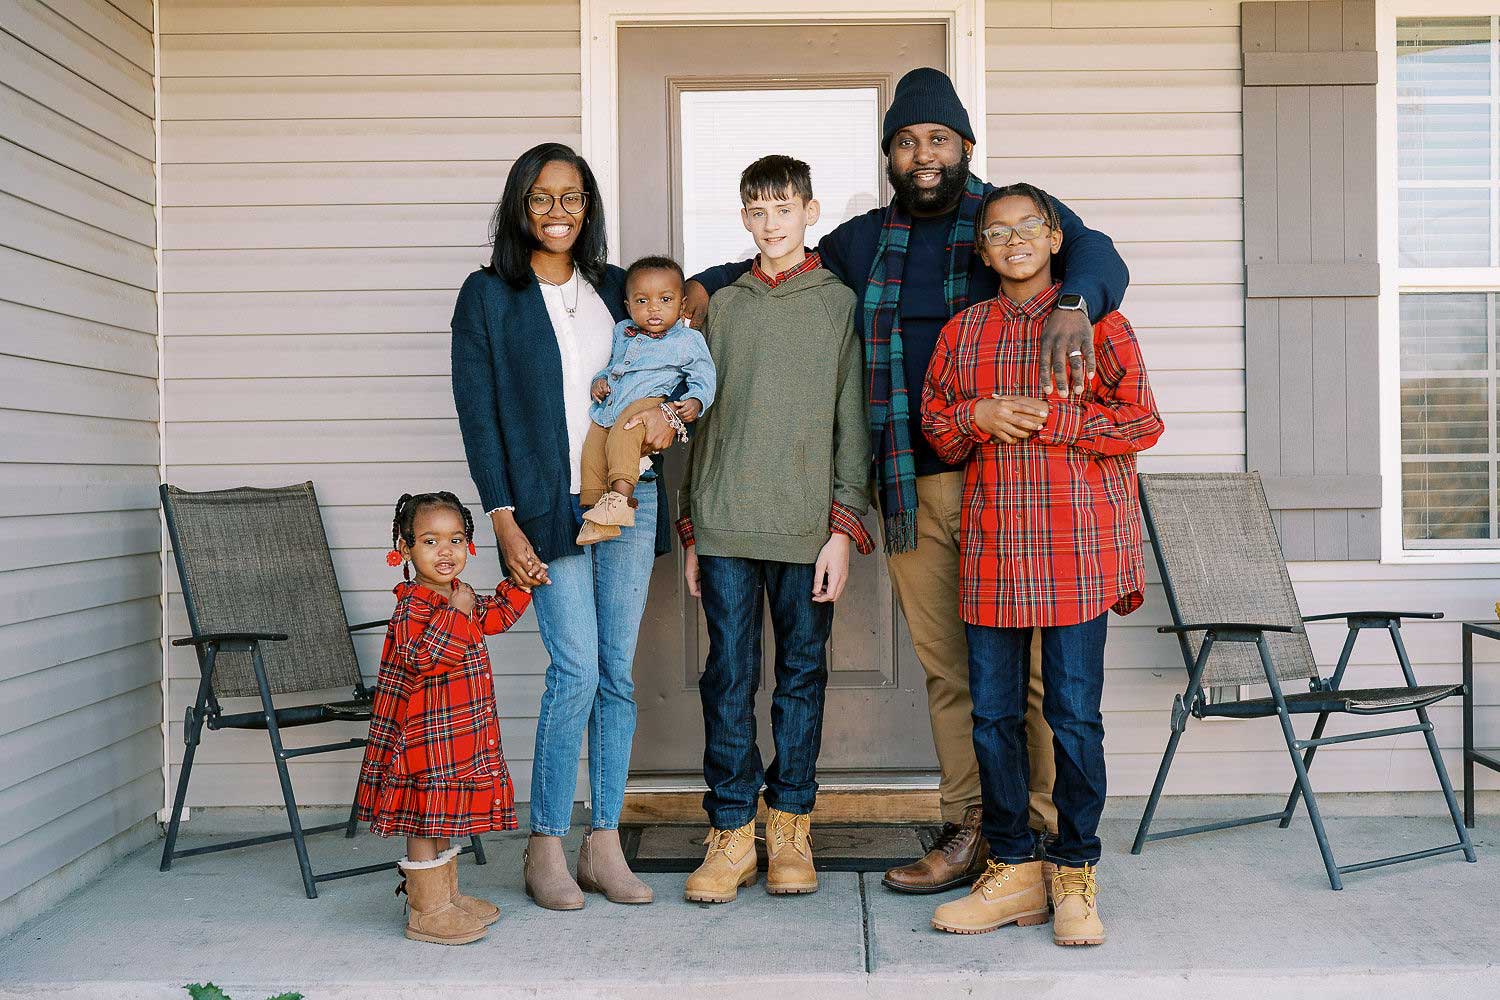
top-left (979, 217), bottom-right (1049, 247)
top-left (526, 191), bottom-right (589, 216)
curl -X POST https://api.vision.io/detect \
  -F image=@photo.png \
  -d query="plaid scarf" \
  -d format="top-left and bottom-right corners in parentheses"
top-left (862, 172), bottom-right (986, 554)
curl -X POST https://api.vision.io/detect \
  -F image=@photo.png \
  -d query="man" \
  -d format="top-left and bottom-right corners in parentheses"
top-left (683, 67), bottom-right (1128, 893)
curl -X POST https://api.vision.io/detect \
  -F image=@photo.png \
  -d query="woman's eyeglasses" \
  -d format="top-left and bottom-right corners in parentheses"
top-left (979, 217), bottom-right (1049, 247)
top-left (526, 191), bottom-right (589, 216)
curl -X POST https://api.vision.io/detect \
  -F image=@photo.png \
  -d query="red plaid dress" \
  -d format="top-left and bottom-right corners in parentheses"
top-left (354, 580), bottom-right (531, 838)
top-left (921, 284), bottom-right (1164, 628)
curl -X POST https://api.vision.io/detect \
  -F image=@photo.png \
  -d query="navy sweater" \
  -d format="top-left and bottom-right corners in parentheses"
top-left (692, 189), bottom-right (1130, 476)
top-left (450, 265), bottom-right (672, 563)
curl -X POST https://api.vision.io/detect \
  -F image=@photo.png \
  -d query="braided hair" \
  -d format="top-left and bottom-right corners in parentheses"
top-left (978, 181), bottom-right (1063, 234)
top-left (390, 492), bottom-right (475, 580)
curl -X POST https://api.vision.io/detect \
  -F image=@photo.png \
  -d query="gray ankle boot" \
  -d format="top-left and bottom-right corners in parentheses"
top-left (524, 833), bottom-right (584, 911)
top-left (576, 828), bottom-right (653, 904)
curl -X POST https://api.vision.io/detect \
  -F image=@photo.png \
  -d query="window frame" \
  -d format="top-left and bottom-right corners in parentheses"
top-left (1378, 1), bottom-right (1500, 563)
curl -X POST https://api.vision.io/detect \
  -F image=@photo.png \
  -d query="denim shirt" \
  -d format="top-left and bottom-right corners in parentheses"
top-left (589, 318), bottom-right (717, 427)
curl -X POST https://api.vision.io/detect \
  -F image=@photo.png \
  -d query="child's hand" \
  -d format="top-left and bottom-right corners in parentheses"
top-left (683, 545), bottom-right (701, 598)
top-left (974, 395), bottom-right (1049, 444)
top-left (672, 398), bottom-right (703, 423)
top-left (591, 377), bottom-right (612, 402)
top-left (449, 580), bottom-right (476, 614)
top-left (811, 533), bottom-right (851, 603)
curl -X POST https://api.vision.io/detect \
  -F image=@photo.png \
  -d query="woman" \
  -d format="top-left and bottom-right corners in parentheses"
top-left (451, 142), bottom-right (677, 910)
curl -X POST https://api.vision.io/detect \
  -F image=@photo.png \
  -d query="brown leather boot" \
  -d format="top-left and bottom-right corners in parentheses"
top-left (438, 848), bottom-right (499, 927)
top-left (524, 833), bottom-right (584, 911)
top-left (1051, 864), bottom-right (1105, 946)
top-left (882, 804), bottom-right (988, 894)
top-left (683, 821), bottom-right (758, 903)
top-left (765, 808), bottom-right (817, 895)
top-left (398, 858), bottom-right (487, 945)
top-left (931, 859), bottom-right (1050, 935)
top-left (576, 828), bottom-right (653, 904)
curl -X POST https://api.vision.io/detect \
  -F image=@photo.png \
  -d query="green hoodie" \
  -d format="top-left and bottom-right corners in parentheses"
top-left (679, 264), bottom-right (871, 564)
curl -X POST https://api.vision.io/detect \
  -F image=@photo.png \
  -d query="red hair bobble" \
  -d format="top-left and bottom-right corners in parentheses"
top-left (468, 541), bottom-right (477, 555)
top-left (385, 550), bottom-right (402, 567)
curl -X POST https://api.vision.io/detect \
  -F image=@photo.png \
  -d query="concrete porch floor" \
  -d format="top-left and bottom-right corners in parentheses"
top-left (0, 811), bottom-right (1494, 1000)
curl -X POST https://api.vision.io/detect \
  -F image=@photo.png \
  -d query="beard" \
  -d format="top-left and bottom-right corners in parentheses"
top-left (887, 149), bottom-right (971, 214)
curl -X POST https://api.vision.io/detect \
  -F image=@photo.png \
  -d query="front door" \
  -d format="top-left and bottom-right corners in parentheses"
top-left (619, 22), bottom-right (949, 782)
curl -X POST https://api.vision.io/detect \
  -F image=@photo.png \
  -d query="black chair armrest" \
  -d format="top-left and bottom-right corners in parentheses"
top-left (1302, 610), bottom-right (1444, 625)
top-left (1158, 622), bottom-right (1304, 635)
top-left (347, 619), bottom-right (392, 633)
top-left (173, 632), bottom-right (289, 647)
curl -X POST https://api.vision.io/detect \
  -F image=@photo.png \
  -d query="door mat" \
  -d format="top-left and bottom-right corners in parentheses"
top-left (620, 823), bottom-right (943, 874)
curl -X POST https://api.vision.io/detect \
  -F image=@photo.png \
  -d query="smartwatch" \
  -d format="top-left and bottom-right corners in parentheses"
top-left (1057, 293), bottom-right (1088, 315)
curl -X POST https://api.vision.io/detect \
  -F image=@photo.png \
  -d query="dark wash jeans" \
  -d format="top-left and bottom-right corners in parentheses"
top-left (967, 612), bottom-right (1109, 867)
top-left (697, 555), bottom-right (834, 829)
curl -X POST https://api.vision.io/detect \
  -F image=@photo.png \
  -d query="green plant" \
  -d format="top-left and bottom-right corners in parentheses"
top-left (185, 984), bottom-right (303, 1000)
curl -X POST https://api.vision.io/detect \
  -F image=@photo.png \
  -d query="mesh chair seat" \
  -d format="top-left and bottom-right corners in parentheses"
top-left (1199, 684), bottom-right (1464, 719)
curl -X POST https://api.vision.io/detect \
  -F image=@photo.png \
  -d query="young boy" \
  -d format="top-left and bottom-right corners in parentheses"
top-left (579, 255), bottom-right (715, 545)
top-left (921, 183), bottom-right (1163, 945)
top-left (677, 155), bottom-right (873, 902)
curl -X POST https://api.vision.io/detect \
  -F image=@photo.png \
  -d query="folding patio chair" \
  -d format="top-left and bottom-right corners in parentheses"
top-left (160, 482), bottom-right (487, 898)
top-left (1130, 472), bottom-right (1476, 889)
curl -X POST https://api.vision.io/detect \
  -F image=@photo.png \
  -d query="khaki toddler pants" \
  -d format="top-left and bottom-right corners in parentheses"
top-left (580, 395), bottom-right (665, 508)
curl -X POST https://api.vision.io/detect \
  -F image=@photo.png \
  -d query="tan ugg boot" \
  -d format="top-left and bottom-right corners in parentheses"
top-left (1051, 864), bottom-right (1105, 946)
top-left (683, 821), bottom-right (758, 903)
top-left (765, 808), bottom-right (818, 895)
top-left (931, 859), bottom-right (1050, 935)
top-left (583, 491), bottom-right (636, 527)
top-left (576, 828), bottom-right (653, 904)
top-left (437, 847), bottom-right (499, 927)
top-left (524, 834), bottom-right (585, 911)
top-left (397, 857), bottom-right (487, 945)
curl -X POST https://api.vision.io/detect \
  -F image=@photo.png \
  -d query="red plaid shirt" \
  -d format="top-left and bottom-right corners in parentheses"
top-left (752, 251), bottom-right (822, 288)
top-left (921, 284), bottom-right (1163, 627)
top-left (355, 580), bottom-right (531, 838)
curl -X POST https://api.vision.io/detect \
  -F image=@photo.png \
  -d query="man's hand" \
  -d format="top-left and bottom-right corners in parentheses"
top-left (681, 280), bottom-right (709, 329)
top-left (1039, 307), bottom-right (1095, 396)
top-left (449, 580), bottom-right (476, 614)
top-left (683, 545), bottom-right (701, 598)
top-left (973, 396), bottom-right (1049, 444)
top-left (621, 404), bottom-right (677, 451)
top-left (811, 533), bottom-right (851, 604)
top-left (672, 398), bottom-right (703, 423)
top-left (490, 509), bottom-right (550, 587)
top-left (591, 377), bottom-right (611, 402)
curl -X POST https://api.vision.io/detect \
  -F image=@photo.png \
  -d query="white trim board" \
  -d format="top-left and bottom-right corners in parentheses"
top-left (578, 0), bottom-right (987, 265)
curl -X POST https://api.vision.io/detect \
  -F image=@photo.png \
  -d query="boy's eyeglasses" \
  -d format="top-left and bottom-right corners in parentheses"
top-left (526, 191), bottom-right (589, 216)
top-left (979, 217), bottom-right (1049, 247)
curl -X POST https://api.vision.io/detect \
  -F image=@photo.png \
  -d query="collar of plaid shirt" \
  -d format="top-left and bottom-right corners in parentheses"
top-left (998, 282), bottom-right (1062, 321)
top-left (751, 251), bottom-right (822, 289)
top-left (624, 323), bottom-right (672, 339)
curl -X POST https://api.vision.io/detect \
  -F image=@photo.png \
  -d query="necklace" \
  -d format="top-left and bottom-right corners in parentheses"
top-left (536, 268), bottom-right (579, 318)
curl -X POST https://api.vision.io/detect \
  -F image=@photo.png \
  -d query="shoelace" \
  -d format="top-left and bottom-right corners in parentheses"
top-left (928, 821), bottom-right (966, 858)
top-left (768, 812), bottom-right (811, 853)
top-left (973, 859), bottom-right (1018, 896)
top-left (1052, 865), bottom-right (1097, 904)
top-left (702, 827), bottom-right (747, 862)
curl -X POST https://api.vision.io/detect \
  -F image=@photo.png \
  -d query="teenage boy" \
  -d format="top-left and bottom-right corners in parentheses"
top-left (683, 68), bottom-right (1130, 893)
top-left (677, 155), bottom-right (873, 903)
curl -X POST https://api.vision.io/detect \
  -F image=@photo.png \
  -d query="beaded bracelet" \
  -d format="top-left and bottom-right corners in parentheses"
top-left (659, 401), bottom-right (690, 444)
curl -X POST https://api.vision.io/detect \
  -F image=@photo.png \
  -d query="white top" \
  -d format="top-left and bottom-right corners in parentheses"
top-left (537, 270), bottom-right (614, 496)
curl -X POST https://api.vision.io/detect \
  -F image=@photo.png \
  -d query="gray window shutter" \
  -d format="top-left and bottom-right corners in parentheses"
top-left (1242, 0), bottom-right (1380, 560)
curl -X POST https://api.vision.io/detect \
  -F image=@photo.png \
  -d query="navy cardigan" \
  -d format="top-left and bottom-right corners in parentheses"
top-left (450, 264), bottom-right (672, 563)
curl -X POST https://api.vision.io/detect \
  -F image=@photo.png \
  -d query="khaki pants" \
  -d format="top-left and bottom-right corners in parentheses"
top-left (580, 396), bottom-right (665, 508)
top-left (885, 472), bottom-right (1058, 832)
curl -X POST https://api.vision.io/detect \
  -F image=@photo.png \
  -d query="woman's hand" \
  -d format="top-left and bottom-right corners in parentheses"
top-left (973, 395), bottom-right (1049, 444)
top-left (621, 404), bottom-right (676, 451)
top-left (490, 509), bottom-right (550, 587)
top-left (591, 377), bottom-right (611, 402)
top-left (681, 280), bottom-right (710, 328)
top-left (672, 398), bottom-right (703, 423)
top-left (683, 545), bottom-right (701, 598)
top-left (449, 580), bottom-right (477, 615)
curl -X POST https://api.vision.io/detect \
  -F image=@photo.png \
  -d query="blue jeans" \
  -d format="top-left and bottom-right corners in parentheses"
top-left (697, 556), bottom-right (834, 829)
top-left (528, 480), bottom-right (657, 836)
top-left (967, 613), bottom-right (1108, 867)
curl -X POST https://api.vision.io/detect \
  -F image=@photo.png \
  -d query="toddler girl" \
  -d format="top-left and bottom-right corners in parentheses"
top-left (354, 491), bottom-right (531, 945)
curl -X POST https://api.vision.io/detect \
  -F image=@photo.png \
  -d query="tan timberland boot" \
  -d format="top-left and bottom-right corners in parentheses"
top-left (765, 808), bottom-right (818, 894)
top-left (437, 847), bottom-right (499, 926)
top-left (397, 857), bottom-right (487, 945)
top-left (683, 821), bottom-right (758, 903)
top-left (1051, 864), bottom-right (1105, 946)
top-left (931, 859), bottom-right (1050, 935)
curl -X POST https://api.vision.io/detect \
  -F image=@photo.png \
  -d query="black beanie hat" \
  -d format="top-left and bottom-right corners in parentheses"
top-left (881, 67), bottom-right (974, 153)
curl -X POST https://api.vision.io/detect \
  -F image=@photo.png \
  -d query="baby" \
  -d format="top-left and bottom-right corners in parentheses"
top-left (579, 255), bottom-right (716, 545)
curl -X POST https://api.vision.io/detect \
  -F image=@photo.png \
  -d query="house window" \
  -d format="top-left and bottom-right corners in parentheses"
top-left (1397, 15), bottom-right (1500, 549)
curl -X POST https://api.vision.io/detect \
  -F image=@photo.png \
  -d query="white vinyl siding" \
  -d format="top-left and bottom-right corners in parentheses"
top-left (0, 0), bottom-right (163, 908)
top-left (157, 0), bottom-right (582, 808)
top-left (988, 0), bottom-right (1497, 796)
